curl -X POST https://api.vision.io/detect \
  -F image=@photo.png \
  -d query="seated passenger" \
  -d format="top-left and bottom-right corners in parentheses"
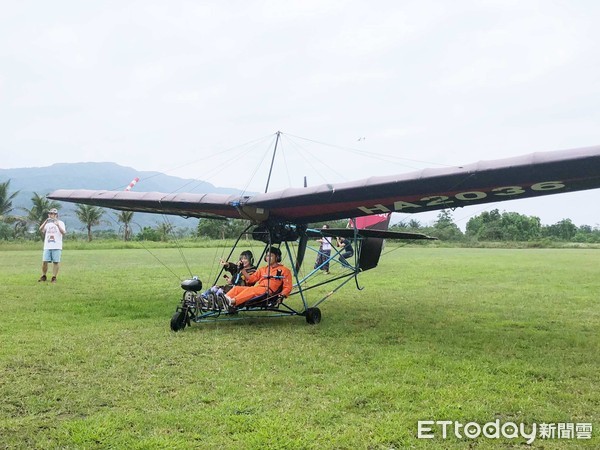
top-left (220, 250), bottom-right (257, 289)
top-left (224, 247), bottom-right (292, 308)
top-left (204, 250), bottom-right (256, 297)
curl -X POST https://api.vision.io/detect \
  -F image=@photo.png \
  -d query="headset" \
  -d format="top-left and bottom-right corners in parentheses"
top-left (264, 246), bottom-right (282, 263)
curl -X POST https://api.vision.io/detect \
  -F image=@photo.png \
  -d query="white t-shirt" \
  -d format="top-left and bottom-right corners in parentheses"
top-left (43, 220), bottom-right (66, 250)
top-left (321, 236), bottom-right (332, 251)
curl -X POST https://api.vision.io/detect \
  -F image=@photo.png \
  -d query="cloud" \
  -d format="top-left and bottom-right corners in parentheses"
top-left (1, 0), bottom-right (599, 226)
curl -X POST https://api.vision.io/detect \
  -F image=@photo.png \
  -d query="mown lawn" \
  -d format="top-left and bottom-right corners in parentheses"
top-left (0, 245), bottom-right (598, 449)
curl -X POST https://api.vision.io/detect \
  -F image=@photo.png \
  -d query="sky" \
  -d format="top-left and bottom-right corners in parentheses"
top-left (1, 0), bottom-right (599, 228)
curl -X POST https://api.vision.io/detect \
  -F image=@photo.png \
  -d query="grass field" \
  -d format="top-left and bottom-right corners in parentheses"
top-left (1, 245), bottom-right (598, 449)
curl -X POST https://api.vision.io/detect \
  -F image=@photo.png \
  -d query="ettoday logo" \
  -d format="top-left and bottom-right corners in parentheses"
top-left (417, 420), bottom-right (592, 444)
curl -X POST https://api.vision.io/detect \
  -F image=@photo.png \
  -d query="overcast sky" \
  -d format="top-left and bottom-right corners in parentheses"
top-left (2, 0), bottom-right (599, 227)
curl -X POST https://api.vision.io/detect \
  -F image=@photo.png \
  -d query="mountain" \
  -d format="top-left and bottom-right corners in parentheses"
top-left (0, 162), bottom-right (243, 233)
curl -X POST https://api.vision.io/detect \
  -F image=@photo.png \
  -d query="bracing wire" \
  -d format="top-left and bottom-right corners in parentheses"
top-left (277, 137), bottom-right (293, 189)
top-left (103, 133), bottom-right (276, 194)
top-left (102, 210), bottom-right (184, 281)
top-left (189, 136), bottom-right (278, 194)
top-left (280, 134), bottom-right (347, 183)
top-left (239, 134), bottom-right (280, 196)
top-left (279, 135), bottom-right (333, 184)
top-left (100, 130), bottom-right (473, 289)
top-left (284, 132), bottom-right (457, 169)
top-left (143, 134), bottom-right (275, 186)
top-left (144, 243), bottom-right (188, 281)
top-left (160, 214), bottom-right (193, 277)
top-left (109, 209), bottom-right (202, 281)
top-left (380, 241), bottom-right (412, 258)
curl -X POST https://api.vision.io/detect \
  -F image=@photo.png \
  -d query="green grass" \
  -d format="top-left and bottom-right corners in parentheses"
top-left (1, 246), bottom-right (599, 449)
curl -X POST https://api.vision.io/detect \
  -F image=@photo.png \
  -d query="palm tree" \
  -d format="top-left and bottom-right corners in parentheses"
top-left (157, 222), bottom-right (174, 242)
top-left (75, 204), bottom-right (104, 241)
top-left (408, 219), bottom-right (422, 229)
top-left (116, 211), bottom-right (134, 241)
top-left (0, 180), bottom-right (19, 221)
top-left (25, 193), bottom-right (61, 226)
top-left (0, 180), bottom-right (29, 239)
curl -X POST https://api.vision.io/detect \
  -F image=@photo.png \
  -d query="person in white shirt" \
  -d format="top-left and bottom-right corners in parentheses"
top-left (314, 224), bottom-right (332, 274)
top-left (38, 208), bottom-right (66, 283)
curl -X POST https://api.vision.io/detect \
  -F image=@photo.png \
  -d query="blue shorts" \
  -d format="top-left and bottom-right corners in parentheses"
top-left (43, 249), bottom-right (62, 263)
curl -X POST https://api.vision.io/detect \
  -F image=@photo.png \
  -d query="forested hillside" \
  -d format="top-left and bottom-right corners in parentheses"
top-left (0, 162), bottom-right (242, 232)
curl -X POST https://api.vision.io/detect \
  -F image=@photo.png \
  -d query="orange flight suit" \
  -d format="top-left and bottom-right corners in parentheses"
top-left (226, 263), bottom-right (293, 307)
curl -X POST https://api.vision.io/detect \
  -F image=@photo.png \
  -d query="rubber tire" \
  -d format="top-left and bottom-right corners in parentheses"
top-left (305, 307), bottom-right (321, 325)
top-left (170, 310), bottom-right (187, 332)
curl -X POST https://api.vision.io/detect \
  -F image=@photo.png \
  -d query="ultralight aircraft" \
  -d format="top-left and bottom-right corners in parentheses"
top-left (48, 133), bottom-right (600, 331)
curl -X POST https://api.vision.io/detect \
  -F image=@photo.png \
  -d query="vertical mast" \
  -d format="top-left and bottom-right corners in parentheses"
top-left (264, 131), bottom-right (281, 193)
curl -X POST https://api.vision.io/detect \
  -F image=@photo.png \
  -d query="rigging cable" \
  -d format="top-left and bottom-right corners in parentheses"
top-left (100, 211), bottom-right (185, 282)
top-left (239, 133), bottom-right (280, 196)
top-left (285, 132), bottom-right (459, 170)
top-left (140, 134), bottom-right (275, 190)
top-left (160, 213), bottom-right (193, 278)
top-left (279, 134), bottom-right (347, 184)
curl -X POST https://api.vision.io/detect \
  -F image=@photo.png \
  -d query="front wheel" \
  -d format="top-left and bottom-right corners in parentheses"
top-left (305, 307), bottom-right (321, 325)
top-left (170, 310), bottom-right (188, 332)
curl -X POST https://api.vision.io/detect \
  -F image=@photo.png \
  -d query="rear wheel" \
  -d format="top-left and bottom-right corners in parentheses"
top-left (170, 310), bottom-right (188, 332)
top-left (305, 307), bottom-right (321, 325)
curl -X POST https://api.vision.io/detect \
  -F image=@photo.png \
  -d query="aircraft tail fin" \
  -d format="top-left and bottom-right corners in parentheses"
top-left (349, 214), bottom-right (391, 271)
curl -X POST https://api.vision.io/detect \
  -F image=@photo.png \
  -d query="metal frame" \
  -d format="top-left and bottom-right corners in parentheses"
top-left (171, 225), bottom-right (363, 328)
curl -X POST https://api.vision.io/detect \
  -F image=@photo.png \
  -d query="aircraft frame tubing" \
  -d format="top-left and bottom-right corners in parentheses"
top-left (210, 222), bottom-right (256, 288)
top-left (283, 240), bottom-right (359, 311)
top-left (173, 227), bottom-right (362, 327)
top-left (310, 273), bottom-right (358, 309)
top-left (187, 301), bottom-right (301, 323)
top-left (303, 244), bottom-right (357, 281)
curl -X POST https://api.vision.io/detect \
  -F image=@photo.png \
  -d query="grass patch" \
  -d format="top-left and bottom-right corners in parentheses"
top-left (1, 247), bottom-right (599, 448)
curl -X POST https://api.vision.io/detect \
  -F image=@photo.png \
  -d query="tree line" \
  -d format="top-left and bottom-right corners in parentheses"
top-left (391, 209), bottom-right (600, 243)
top-left (1, 179), bottom-right (598, 243)
top-left (0, 180), bottom-right (133, 241)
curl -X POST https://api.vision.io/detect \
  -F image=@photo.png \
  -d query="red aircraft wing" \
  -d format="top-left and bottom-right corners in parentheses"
top-left (48, 145), bottom-right (600, 223)
top-left (244, 145), bottom-right (600, 223)
top-left (46, 190), bottom-right (249, 220)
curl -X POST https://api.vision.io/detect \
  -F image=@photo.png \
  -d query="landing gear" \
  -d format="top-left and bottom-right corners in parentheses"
top-left (170, 309), bottom-right (188, 332)
top-left (305, 307), bottom-right (321, 325)
top-left (171, 272), bottom-right (328, 329)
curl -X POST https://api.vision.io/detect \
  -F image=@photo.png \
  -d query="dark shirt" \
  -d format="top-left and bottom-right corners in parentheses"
top-left (225, 263), bottom-right (257, 286)
top-left (339, 238), bottom-right (354, 255)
